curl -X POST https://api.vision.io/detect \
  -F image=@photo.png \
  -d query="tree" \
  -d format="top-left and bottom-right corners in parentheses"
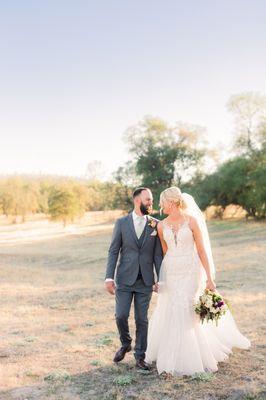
top-left (242, 148), bottom-right (266, 218)
top-left (113, 161), bottom-right (140, 188)
top-left (227, 91), bottom-right (266, 153)
top-left (85, 160), bottom-right (106, 182)
top-left (0, 177), bottom-right (39, 222)
top-left (48, 184), bottom-right (85, 226)
top-left (123, 116), bottom-right (206, 205)
top-left (38, 180), bottom-right (51, 214)
top-left (181, 172), bottom-right (219, 210)
top-left (187, 151), bottom-right (266, 219)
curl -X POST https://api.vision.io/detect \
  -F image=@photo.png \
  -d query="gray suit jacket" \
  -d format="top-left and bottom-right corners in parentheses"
top-left (105, 212), bottom-right (163, 286)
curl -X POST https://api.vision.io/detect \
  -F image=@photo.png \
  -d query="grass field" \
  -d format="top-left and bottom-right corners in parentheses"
top-left (0, 218), bottom-right (265, 399)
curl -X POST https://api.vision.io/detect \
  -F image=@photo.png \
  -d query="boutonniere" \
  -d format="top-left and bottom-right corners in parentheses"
top-left (147, 217), bottom-right (157, 229)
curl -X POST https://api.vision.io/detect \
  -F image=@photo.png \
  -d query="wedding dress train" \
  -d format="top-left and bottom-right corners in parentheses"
top-left (145, 217), bottom-right (251, 376)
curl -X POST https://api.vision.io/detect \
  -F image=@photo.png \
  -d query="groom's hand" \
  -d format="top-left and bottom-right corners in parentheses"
top-left (105, 281), bottom-right (116, 295)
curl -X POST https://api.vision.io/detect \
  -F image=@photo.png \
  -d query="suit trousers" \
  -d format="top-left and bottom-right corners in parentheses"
top-left (115, 278), bottom-right (153, 360)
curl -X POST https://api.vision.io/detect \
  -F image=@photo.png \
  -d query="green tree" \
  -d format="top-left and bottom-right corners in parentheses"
top-left (242, 148), bottom-right (266, 218)
top-left (187, 151), bottom-right (266, 219)
top-left (48, 184), bottom-right (85, 226)
top-left (114, 161), bottom-right (140, 188)
top-left (123, 116), bottom-right (206, 206)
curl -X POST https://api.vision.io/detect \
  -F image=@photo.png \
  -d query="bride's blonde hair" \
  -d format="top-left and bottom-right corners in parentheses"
top-left (160, 186), bottom-right (187, 210)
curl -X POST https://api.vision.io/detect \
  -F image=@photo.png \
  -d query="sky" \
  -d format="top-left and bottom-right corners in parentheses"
top-left (0, 0), bottom-right (265, 179)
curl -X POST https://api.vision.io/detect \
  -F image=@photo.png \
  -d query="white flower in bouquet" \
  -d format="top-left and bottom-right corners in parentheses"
top-left (194, 289), bottom-right (230, 326)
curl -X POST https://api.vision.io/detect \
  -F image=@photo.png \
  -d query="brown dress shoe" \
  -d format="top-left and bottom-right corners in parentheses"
top-left (135, 359), bottom-right (151, 370)
top-left (113, 344), bottom-right (132, 363)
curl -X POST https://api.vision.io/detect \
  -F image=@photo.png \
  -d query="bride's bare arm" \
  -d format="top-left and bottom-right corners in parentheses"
top-left (157, 222), bottom-right (168, 255)
top-left (189, 216), bottom-right (216, 291)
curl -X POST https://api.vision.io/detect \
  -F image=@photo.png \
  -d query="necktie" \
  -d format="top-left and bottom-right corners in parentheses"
top-left (135, 216), bottom-right (145, 239)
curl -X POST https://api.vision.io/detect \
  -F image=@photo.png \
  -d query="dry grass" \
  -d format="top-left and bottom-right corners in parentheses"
top-left (0, 218), bottom-right (265, 399)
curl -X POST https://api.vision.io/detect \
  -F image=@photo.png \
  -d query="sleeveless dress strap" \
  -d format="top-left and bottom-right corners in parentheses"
top-left (183, 213), bottom-right (190, 224)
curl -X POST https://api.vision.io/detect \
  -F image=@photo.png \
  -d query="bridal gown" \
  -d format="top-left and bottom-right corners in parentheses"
top-left (145, 217), bottom-right (251, 376)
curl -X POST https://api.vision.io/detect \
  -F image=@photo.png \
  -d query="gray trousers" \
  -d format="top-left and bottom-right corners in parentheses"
top-left (115, 278), bottom-right (153, 360)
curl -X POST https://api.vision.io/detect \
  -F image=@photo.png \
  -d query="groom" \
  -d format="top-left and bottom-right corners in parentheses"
top-left (105, 187), bottom-right (163, 370)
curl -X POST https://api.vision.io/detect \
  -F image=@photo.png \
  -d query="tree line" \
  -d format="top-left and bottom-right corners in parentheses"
top-left (0, 177), bottom-right (131, 226)
top-left (115, 91), bottom-right (266, 219)
top-left (0, 91), bottom-right (265, 224)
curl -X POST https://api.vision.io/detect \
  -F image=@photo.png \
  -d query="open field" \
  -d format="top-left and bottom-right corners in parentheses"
top-left (0, 217), bottom-right (265, 399)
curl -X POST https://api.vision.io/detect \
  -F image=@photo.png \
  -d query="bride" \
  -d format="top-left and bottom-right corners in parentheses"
top-left (145, 186), bottom-right (251, 376)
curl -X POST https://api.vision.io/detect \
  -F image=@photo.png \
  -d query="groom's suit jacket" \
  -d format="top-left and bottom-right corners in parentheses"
top-left (105, 212), bottom-right (163, 286)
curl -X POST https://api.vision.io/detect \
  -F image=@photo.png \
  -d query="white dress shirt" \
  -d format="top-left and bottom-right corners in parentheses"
top-left (105, 211), bottom-right (147, 282)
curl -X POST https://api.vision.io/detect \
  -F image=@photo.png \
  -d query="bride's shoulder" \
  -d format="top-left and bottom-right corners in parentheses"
top-left (157, 219), bottom-right (166, 230)
top-left (183, 213), bottom-right (197, 226)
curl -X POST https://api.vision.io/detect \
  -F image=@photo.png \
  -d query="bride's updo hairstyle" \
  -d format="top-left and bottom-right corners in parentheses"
top-left (160, 186), bottom-right (187, 211)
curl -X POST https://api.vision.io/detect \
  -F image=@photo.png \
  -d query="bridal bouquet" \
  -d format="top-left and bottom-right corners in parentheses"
top-left (195, 289), bottom-right (229, 326)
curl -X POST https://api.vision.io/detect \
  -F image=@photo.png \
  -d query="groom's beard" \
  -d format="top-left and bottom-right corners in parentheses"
top-left (140, 202), bottom-right (152, 215)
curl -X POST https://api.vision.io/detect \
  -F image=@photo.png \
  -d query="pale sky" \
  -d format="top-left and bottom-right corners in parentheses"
top-left (0, 1), bottom-right (265, 179)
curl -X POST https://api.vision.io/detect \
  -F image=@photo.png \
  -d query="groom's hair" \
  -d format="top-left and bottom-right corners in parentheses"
top-left (132, 187), bottom-right (150, 199)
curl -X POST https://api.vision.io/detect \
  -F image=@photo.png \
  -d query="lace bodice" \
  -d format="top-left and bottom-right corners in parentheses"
top-left (162, 216), bottom-right (195, 256)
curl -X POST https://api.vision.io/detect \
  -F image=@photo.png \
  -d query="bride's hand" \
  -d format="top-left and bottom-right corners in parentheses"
top-left (153, 283), bottom-right (159, 293)
top-left (206, 278), bottom-right (216, 292)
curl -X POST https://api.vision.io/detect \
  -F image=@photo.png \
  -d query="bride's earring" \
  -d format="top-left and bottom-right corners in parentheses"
top-left (160, 207), bottom-right (163, 216)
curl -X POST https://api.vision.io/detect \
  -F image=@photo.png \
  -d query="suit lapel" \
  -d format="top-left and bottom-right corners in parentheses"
top-left (128, 212), bottom-right (139, 247)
